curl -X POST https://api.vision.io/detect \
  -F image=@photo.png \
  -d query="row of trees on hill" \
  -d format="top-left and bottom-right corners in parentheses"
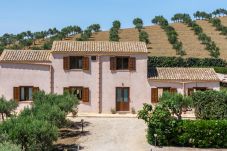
top-left (171, 13), bottom-right (220, 58)
top-left (0, 8), bottom-right (226, 52)
top-left (0, 24), bottom-right (101, 51)
top-left (152, 16), bottom-right (186, 56)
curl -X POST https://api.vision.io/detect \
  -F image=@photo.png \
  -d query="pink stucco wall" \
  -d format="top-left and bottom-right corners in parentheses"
top-left (51, 53), bottom-right (151, 113)
top-left (51, 53), bottom-right (100, 113)
top-left (101, 54), bottom-right (150, 113)
top-left (0, 63), bottom-right (51, 100)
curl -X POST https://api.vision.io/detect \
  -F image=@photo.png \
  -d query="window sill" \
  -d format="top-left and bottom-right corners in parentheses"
top-left (112, 70), bottom-right (136, 72)
top-left (19, 101), bottom-right (33, 103)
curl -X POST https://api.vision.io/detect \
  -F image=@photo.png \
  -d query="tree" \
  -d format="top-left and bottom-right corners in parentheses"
top-left (0, 116), bottom-right (58, 151)
top-left (88, 24), bottom-right (101, 32)
top-left (159, 92), bottom-right (192, 120)
top-left (139, 31), bottom-right (150, 44)
top-left (112, 20), bottom-right (121, 30)
top-left (0, 97), bottom-right (17, 121)
top-left (133, 18), bottom-right (143, 31)
top-left (109, 27), bottom-right (119, 41)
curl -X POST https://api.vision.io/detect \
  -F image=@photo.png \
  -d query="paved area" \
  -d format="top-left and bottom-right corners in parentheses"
top-left (69, 117), bottom-right (227, 151)
top-left (70, 117), bottom-right (151, 151)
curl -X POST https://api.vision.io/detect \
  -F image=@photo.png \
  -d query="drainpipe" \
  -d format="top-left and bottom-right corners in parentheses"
top-left (98, 56), bottom-right (102, 113)
top-left (49, 65), bottom-right (54, 93)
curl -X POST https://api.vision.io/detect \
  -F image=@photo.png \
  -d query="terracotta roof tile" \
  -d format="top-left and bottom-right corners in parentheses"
top-left (0, 50), bottom-right (51, 62)
top-left (51, 41), bottom-right (147, 53)
top-left (148, 67), bottom-right (220, 81)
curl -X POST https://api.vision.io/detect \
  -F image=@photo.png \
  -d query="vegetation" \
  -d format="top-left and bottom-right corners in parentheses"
top-left (133, 18), bottom-right (143, 31)
top-left (109, 20), bottom-right (121, 41)
top-left (152, 16), bottom-right (185, 56)
top-left (0, 141), bottom-right (21, 151)
top-left (192, 90), bottom-right (227, 119)
top-left (138, 91), bottom-right (227, 148)
top-left (0, 97), bottom-right (17, 121)
top-left (148, 56), bottom-right (227, 68)
top-left (0, 91), bottom-right (79, 151)
top-left (139, 31), bottom-right (150, 44)
top-left (171, 13), bottom-right (220, 58)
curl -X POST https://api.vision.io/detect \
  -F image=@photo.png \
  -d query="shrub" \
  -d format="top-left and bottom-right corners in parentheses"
top-left (0, 116), bottom-right (58, 151)
top-left (0, 141), bottom-right (21, 151)
top-left (139, 31), bottom-right (150, 44)
top-left (0, 97), bottom-right (17, 121)
top-left (109, 27), bottom-right (120, 41)
top-left (214, 67), bottom-right (227, 74)
top-left (148, 56), bottom-right (227, 67)
top-left (177, 120), bottom-right (227, 148)
top-left (112, 20), bottom-right (121, 30)
top-left (133, 18), bottom-right (143, 31)
top-left (192, 90), bottom-right (227, 119)
top-left (159, 92), bottom-right (192, 120)
top-left (33, 91), bottom-right (78, 114)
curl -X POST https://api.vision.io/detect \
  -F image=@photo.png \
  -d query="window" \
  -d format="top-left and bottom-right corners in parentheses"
top-left (20, 87), bottom-right (33, 101)
top-left (91, 56), bottom-right (97, 61)
top-left (70, 87), bottom-right (83, 100)
top-left (116, 57), bottom-right (129, 70)
top-left (69, 56), bottom-right (83, 69)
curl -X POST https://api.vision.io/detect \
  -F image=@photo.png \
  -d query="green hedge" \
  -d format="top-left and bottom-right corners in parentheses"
top-left (177, 120), bottom-right (227, 148)
top-left (214, 67), bottom-right (227, 74)
top-left (148, 56), bottom-right (227, 67)
top-left (192, 90), bottom-right (227, 120)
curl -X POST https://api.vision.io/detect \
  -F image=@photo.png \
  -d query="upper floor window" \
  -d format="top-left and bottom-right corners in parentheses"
top-left (116, 57), bottom-right (129, 70)
top-left (63, 56), bottom-right (89, 71)
top-left (70, 56), bottom-right (83, 69)
top-left (110, 56), bottom-right (136, 71)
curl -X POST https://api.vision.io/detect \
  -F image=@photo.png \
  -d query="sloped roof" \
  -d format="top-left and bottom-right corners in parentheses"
top-left (148, 67), bottom-right (220, 81)
top-left (51, 41), bottom-right (148, 53)
top-left (0, 50), bottom-right (51, 62)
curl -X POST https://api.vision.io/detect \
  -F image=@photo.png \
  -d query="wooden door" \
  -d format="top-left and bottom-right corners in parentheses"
top-left (116, 87), bottom-right (130, 111)
top-left (151, 88), bottom-right (158, 103)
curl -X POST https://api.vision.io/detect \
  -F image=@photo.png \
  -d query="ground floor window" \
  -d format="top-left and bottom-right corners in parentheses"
top-left (64, 87), bottom-right (89, 103)
top-left (188, 87), bottom-right (208, 96)
top-left (70, 87), bottom-right (83, 101)
top-left (151, 87), bottom-right (177, 103)
top-left (13, 86), bottom-right (39, 102)
top-left (20, 87), bottom-right (33, 101)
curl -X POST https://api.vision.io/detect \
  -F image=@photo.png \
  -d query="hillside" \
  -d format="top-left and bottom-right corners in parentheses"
top-left (15, 16), bottom-right (227, 59)
top-left (71, 16), bottom-right (227, 59)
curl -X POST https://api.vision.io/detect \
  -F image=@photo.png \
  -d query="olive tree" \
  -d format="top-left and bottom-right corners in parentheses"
top-left (112, 20), bottom-right (121, 30)
top-left (139, 31), bottom-right (150, 44)
top-left (133, 18), bottom-right (143, 31)
top-left (0, 97), bottom-right (17, 121)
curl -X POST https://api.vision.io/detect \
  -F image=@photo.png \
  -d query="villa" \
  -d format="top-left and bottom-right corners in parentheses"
top-left (0, 41), bottom-right (220, 113)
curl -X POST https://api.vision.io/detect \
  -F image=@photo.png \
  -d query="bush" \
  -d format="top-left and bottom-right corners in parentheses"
top-left (192, 90), bottom-right (227, 119)
top-left (0, 116), bottom-right (58, 151)
top-left (148, 56), bottom-right (227, 67)
top-left (0, 141), bottom-right (21, 151)
top-left (33, 91), bottom-right (78, 114)
top-left (112, 20), bottom-right (121, 30)
top-left (0, 97), bottom-right (17, 121)
top-left (139, 31), bottom-right (150, 44)
top-left (159, 92), bottom-right (192, 120)
top-left (214, 67), bottom-right (227, 74)
top-left (109, 27), bottom-right (120, 41)
top-left (177, 120), bottom-right (227, 148)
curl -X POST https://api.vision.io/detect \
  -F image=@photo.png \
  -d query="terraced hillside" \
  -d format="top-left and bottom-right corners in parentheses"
top-left (171, 23), bottom-right (210, 58)
top-left (196, 19), bottom-right (227, 59)
top-left (31, 16), bottom-right (227, 59)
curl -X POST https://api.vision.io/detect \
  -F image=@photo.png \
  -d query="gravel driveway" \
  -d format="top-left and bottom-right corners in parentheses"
top-left (69, 117), bottom-right (227, 151)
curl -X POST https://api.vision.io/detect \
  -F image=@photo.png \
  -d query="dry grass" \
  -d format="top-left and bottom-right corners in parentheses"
top-left (196, 19), bottom-right (227, 59)
top-left (32, 17), bottom-right (227, 59)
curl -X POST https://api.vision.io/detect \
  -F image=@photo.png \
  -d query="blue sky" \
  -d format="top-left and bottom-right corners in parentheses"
top-left (0, 0), bottom-right (226, 35)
